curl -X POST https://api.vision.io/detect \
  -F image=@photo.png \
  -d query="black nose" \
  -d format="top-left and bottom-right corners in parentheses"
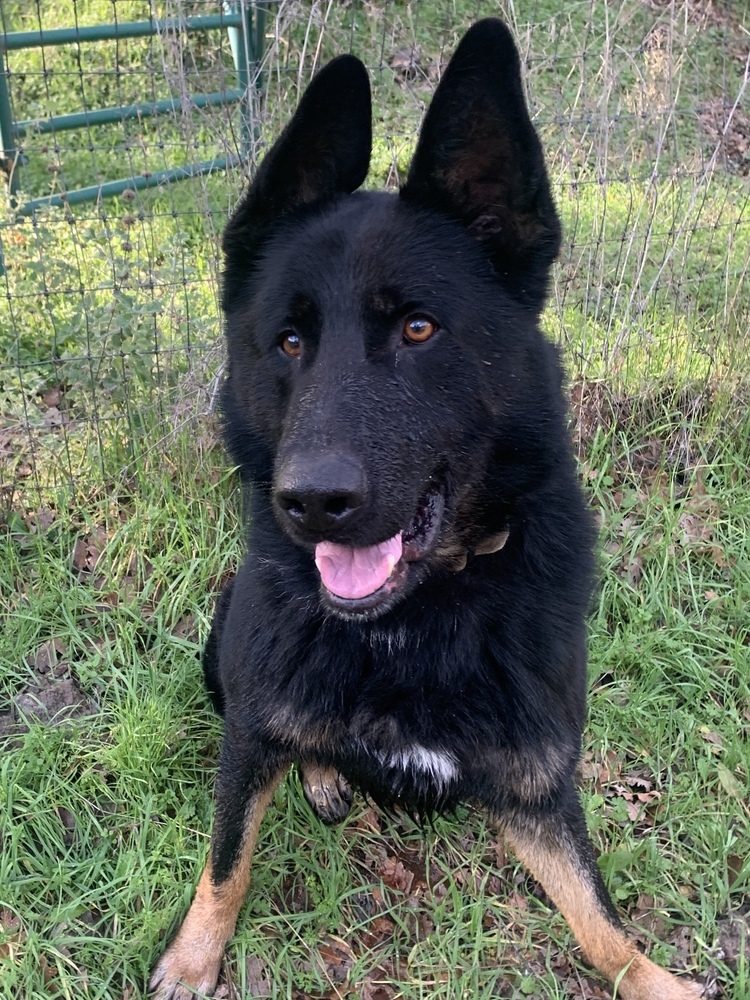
top-left (275, 453), bottom-right (366, 535)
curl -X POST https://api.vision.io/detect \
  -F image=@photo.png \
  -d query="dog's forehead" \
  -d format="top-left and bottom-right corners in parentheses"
top-left (273, 193), bottom-right (474, 294)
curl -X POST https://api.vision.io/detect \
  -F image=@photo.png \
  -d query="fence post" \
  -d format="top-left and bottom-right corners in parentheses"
top-left (225, 1), bottom-right (264, 159)
top-left (0, 43), bottom-right (19, 201)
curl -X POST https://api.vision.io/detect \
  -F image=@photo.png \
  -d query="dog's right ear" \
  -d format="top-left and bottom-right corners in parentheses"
top-left (223, 56), bottom-right (371, 281)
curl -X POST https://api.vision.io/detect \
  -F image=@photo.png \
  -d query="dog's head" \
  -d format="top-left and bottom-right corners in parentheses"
top-left (222, 19), bottom-right (566, 620)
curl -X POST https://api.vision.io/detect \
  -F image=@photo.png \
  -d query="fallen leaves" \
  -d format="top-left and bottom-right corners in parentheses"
top-left (592, 453), bottom-right (733, 596)
top-left (726, 855), bottom-right (744, 889)
top-left (244, 955), bottom-right (272, 997)
top-left (388, 44), bottom-right (444, 88)
top-left (72, 527), bottom-right (108, 576)
top-left (578, 751), bottom-right (666, 830)
top-left (0, 908), bottom-right (24, 962)
top-left (566, 975), bottom-right (613, 999)
top-left (389, 46), bottom-right (422, 82)
top-left (630, 893), bottom-right (669, 940)
top-left (377, 855), bottom-right (413, 895)
top-left (700, 728), bottom-right (723, 748)
top-left (27, 505), bottom-right (56, 534)
top-left (361, 979), bottom-right (394, 1000)
top-left (29, 637), bottom-right (68, 675)
top-left (609, 774), bottom-right (662, 824)
top-left (359, 915), bottom-right (395, 951)
top-left (578, 748), bottom-right (623, 790)
top-left (316, 937), bottom-right (355, 984)
top-left (674, 472), bottom-right (730, 569)
top-left (716, 763), bottom-right (743, 798)
top-left (56, 806), bottom-right (77, 847)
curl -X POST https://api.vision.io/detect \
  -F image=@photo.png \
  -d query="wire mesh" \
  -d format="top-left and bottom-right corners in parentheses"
top-left (1, 0), bottom-right (748, 503)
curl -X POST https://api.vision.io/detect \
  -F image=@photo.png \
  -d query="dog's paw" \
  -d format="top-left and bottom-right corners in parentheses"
top-left (148, 941), bottom-right (222, 1000)
top-left (301, 763), bottom-right (353, 824)
top-left (619, 954), bottom-right (704, 1000)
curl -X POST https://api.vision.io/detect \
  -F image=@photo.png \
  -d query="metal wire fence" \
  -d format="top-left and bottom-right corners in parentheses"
top-left (1, 0), bottom-right (748, 501)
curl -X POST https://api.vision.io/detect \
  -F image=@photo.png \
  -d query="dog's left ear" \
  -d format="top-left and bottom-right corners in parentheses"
top-left (401, 19), bottom-right (560, 312)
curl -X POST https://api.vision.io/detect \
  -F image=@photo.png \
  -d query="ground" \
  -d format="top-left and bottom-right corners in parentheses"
top-left (1, 1), bottom-right (749, 997)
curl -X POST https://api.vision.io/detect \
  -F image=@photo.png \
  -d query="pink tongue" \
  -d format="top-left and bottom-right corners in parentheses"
top-left (315, 534), bottom-right (403, 600)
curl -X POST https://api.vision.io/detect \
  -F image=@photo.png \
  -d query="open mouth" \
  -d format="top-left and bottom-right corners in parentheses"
top-left (315, 486), bottom-right (445, 618)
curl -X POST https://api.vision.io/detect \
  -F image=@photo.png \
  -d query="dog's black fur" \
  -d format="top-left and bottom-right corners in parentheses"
top-left (149, 20), bottom-right (698, 1000)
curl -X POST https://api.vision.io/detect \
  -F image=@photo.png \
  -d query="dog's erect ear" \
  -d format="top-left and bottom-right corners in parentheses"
top-left (223, 55), bottom-right (371, 274)
top-left (401, 19), bottom-right (560, 311)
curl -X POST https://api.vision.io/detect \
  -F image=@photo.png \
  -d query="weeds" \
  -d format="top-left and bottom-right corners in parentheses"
top-left (1, 1), bottom-right (749, 998)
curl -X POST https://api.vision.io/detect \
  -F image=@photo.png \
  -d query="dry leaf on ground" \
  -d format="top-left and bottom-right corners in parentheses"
top-left (317, 936), bottom-right (355, 984)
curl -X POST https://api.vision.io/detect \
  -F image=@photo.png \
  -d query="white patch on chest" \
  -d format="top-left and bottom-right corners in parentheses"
top-left (367, 627), bottom-right (408, 652)
top-left (377, 745), bottom-right (459, 787)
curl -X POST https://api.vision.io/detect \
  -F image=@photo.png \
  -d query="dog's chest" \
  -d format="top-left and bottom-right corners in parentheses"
top-left (265, 619), bottom-right (498, 803)
top-left (332, 737), bottom-right (461, 808)
top-left (368, 742), bottom-right (460, 788)
top-left (328, 708), bottom-right (466, 806)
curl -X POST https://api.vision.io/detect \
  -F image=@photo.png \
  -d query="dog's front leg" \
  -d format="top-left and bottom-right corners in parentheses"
top-left (149, 730), bottom-right (289, 1000)
top-left (496, 793), bottom-right (701, 1000)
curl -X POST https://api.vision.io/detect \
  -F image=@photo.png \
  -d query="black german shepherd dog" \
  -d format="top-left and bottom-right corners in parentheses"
top-left (150, 20), bottom-right (698, 1000)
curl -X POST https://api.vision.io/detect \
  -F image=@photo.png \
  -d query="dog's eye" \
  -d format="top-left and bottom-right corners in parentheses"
top-left (403, 316), bottom-right (437, 344)
top-left (280, 332), bottom-right (302, 357)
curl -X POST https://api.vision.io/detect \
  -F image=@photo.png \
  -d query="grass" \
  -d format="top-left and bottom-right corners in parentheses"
top-left (1, 0), bottom-right (748, 451)
top-left (1, 0), bottom-right (749, 998)
top-left (1, 412), bottom-right (749, 999)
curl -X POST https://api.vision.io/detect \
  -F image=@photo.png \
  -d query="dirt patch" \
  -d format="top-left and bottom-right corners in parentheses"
top-left (569, 377), bottom-right (749, 491)
top-left (645, 0), bottom-right (748, 35)
top-left (715, 911), bottom-right (750, 971)
top-left (14, 677), bottom-right (95, 726)
top-left (699, 100), bottom-right (750, 176)
top-left (1, 639), bottom-right (97, 740)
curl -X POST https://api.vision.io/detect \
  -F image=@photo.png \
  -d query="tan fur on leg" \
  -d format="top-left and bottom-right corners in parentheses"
top-left (149, 770), bottom-right (285, 1000)
top-left (505, 828), bottom-right (701, 1000)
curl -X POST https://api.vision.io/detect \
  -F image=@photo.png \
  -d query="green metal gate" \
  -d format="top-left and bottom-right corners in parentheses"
top-left (0, 3), bottom-right (267, 217)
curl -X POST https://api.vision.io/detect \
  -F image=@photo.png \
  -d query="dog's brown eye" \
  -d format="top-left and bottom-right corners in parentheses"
top-left (403, 316), bottom-right (437, 344)
top-left (281, 333), bottom-right (302, 357)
